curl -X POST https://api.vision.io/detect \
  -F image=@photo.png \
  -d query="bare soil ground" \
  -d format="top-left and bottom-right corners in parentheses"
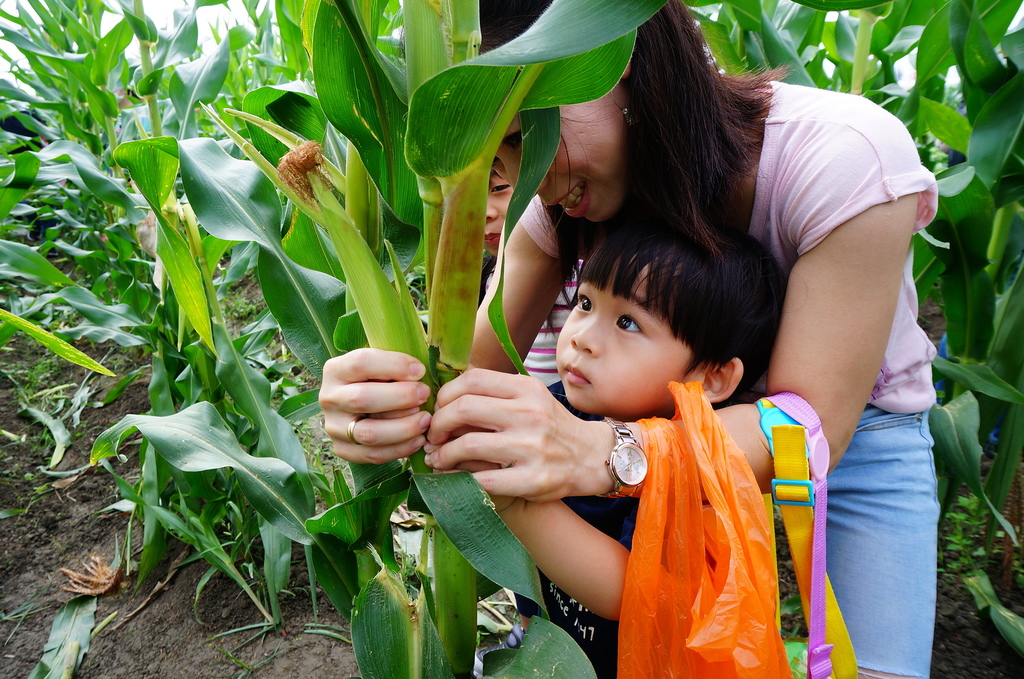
top-left (0, 337), bottom-right (357, 678)
top-left (1, 302), bottom-right (1022, 678)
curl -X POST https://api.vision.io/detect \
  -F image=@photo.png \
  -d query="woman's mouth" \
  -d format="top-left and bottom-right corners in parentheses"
top-left (483, 233), bottom-right (500, 247)
top-left (560, 182), bottom-right (587, 217)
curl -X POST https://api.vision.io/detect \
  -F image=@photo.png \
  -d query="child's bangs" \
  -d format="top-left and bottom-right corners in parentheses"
top-left (581, 227), bottom-right (702, 332)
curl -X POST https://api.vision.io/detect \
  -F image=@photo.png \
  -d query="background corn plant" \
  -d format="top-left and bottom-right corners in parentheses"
top-left (1, 0), bottom-right (320, 633)
top-left (3, 0), bottom-right (1024, 673)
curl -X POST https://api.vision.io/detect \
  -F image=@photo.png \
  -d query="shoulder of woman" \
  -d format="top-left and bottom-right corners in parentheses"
top-left (778, 83), bottom-right (912, 142)
top-left (761, 85), bottom-right (936, 251)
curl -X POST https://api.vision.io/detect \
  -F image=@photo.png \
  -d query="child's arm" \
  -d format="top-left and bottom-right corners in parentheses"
top-left (493, 496), bottom-right (630, 621)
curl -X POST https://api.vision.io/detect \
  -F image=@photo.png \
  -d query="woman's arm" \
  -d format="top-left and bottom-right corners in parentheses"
top-left (721, 193), bottom-right (921, 489)
top-left (497, 497), bottom-right (629, 620)
top-left (471, 220), bottom-right (565, 372)
top-left (766, 196), bottom-right (918, 464)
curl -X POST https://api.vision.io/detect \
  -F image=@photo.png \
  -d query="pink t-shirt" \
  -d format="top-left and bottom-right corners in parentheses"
top-left (522, 81), bottom-right (939, 413)
top-left (750, 82), bottom-right (937, 412)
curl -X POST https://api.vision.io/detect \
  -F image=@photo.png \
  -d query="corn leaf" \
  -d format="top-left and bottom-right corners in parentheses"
top-left (929, 393), bottom-right (1016, 540)
top-left (968, 73), bottom-right (1024, 207)
top-left (964, 571), bottom-right (1024, 656)
top-left (177, 137), bottom-right (347, 378)
top-left (283, 210), bottom-right (347, 281)
top-left (0, 308), bottom-right (114, 376)
top-left (487, 107), bottom-right (561, 374)
top-left (413, 472), bottom-right (545, 608)
top-left (981, 266), bottom-right (1024, 527)
top-left (91, 402), bottom-right (314, 546)
top-left (0, 239), bottom-right (74, 287)
top-left (312, 0), bottom-right (420, 224)
top-left (113, 136), bottom-right (179, 210)
top-left (478, 617), bottom-right (597, 679)
top-left (789, 1), bottom-right (896, 11)
top-left (309, 534), bottom-right (360, 620)
top-left (19, 406), bottom-right (71, 468)
top-left (920, 97), bottom-right (972, 156)
top-left (36, 141), bottom-right (141, 218)
top-left (212, 324), bottom-right (315, 504)
top-left (0, 152), bottom-right (40, 219)
top-left (352, 567), bottom-right (455, 679)
top-left (242, 83), bottom-right (327, 165)
top-left (406, 34), bottom-right (634, 179)
top-left (113, 139), bottom-right (216, 351)
top-left (26, 595), bottom-right (95, 679)
top-left (261, 520), bottom-right (293, 625)
top-left (168, 36), bottom-right (231, 137)
top-left (932, 356), bottom-right (1024, 404)
top-left (929, 165), bottom-right (996, 362)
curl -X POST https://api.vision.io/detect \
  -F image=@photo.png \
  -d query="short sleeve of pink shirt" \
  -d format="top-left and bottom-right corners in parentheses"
top-left (748, 82), bottom-right (937, 271)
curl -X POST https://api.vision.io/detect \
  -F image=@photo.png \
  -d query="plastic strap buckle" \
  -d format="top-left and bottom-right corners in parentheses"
top-left (771, 478), bottom-right (815, 507)
top-left (758, 396), bottom-right (830, 482)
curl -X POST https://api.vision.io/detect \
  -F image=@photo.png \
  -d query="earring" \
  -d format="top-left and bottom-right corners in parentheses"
top-left (621, 107), bottom-right (636, 126)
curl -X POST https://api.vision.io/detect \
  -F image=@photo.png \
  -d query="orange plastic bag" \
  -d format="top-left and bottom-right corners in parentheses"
top-left (618, 382), bottom-right (791, 679)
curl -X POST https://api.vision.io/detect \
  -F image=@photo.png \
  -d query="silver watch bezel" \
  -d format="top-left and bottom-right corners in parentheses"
top-left (601, 418), bottom-right (647, 498)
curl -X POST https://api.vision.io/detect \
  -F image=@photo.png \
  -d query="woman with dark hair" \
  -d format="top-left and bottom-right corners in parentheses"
top-left (320, 3), bottom-right (939, 677)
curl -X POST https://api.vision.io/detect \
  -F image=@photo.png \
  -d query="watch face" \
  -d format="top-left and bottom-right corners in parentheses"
top-left (613, 444), bottom-right (647, 486)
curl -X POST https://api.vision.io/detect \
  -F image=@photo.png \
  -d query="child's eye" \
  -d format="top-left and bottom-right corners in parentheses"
top-left (617, 315), bottom-right (640, 332)
top-left (490, 182), bottom-right (511, 194)
top-left (577, 294), bottom-right (591, 312)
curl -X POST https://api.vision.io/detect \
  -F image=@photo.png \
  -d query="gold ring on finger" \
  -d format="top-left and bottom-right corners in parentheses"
top-left (347, 415), bottom-right (365, 446)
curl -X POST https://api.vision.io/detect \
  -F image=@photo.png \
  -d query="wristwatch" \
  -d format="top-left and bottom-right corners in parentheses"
top-left (599, 419), bottom-right (648, 498)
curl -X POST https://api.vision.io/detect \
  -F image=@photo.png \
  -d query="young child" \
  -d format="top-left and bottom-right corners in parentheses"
top-left (489, 219), bottom-right (785, 678)
top-left (480, 168), bottom-right (576, 385)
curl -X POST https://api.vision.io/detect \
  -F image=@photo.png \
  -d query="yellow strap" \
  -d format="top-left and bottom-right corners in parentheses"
top-left (773, 426), bottom-right (812, 503)
top-left (773, 425), bottom-right (858, 679)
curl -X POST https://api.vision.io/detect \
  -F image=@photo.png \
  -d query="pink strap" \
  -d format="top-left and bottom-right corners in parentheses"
top-left (765, 392), bottom-right (830, 481)
top-left (766, 392), bottom-right (834, 679)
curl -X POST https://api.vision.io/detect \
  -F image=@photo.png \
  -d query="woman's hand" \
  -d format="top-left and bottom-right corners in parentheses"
top-left (424, 369), bottom-right (616, 502)
top-left (319, 348), bottom-right (432, 464)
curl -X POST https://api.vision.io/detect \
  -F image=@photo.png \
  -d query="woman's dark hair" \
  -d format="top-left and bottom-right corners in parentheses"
top-left (479, 1), bottom-right (777, 276)
top-left (580, 219), bottom-right (784, 396)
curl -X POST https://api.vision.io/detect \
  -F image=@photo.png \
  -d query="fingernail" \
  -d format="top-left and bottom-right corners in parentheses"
top-left (423, 442), bottom-right (437, 454)
top-left (418, 412), bottom-right (431, 430)
top-left (409, 362), bottom-right (426, 380)
top-left (416, 383), bottom-right (430, 403)
top-left (424, 452), bottom-right (436, 467)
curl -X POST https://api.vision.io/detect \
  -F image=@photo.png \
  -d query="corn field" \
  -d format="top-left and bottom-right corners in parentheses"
top-left (1, 1), bottom-right (1023, 677)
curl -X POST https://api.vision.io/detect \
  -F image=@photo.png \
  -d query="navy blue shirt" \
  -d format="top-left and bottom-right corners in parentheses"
top-left (514, 382), bottom-right (638, 679)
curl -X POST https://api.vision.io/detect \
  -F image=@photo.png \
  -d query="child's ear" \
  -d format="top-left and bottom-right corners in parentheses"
top-left (701, 358), bottom-right (744, 404)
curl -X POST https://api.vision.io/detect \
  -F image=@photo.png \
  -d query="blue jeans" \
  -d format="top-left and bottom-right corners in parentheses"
top-left (827, 406), bottom-right (938, 678)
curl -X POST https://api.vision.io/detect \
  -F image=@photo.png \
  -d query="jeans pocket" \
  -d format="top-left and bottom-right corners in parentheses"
top-left (855, 412), bottom-right (922, 433)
